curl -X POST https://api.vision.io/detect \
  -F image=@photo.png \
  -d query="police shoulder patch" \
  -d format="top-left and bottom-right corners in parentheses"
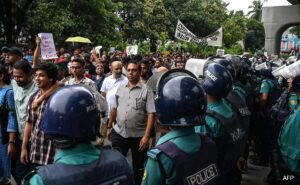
top-left (142, 169), bottom-right (147, 181)
top-left (290, 100), bottom-right (297, 105)
top-left (147, 149), bottom-right (162, 160)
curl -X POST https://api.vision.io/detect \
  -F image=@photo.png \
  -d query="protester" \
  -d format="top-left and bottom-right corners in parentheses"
top-left (107, 60), bottom-right (155, 185)
top-left (21, 62), bottom-right (60, 167)
top-left (65, 57), bottom-right (97, 90)
top-left (23, 85), bottom-right (134, 185)
top-left (0, 65), bottom-right (17, 185)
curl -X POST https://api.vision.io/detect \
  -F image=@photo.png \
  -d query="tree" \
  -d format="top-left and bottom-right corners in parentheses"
top-left (244, 19), bottom-right (265, 53)
top-left (0, 0), bottom-right (35, 44)
top-left (290, 26), bottom-right (300, 37)
top-left (222, 10), bottom-right (247, 48)
top-left (143, 0), bottom-right (170, 51)
top-left (0, 0), bottom-right (122, 47)
top-left (247, 0), bottom-right (266, 21)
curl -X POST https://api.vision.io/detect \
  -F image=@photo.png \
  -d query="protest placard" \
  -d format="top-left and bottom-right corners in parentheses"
top-left (126, 45), bottom-right (138, 55)
top-left (38, 33), bottom-right (58, 60)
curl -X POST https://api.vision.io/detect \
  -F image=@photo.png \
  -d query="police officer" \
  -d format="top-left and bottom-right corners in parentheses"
top-left (22, 85), bottom-right (134, 185)
top-left (278, 75), bottom-right (300, 185)
top-left (213, 57), bottom-right (251, 185)
top-left (196, 63), bottom-right (245, 185)
top-left (255, 67), bottom-right (281, 166)
top-left (142, 69), bottom-right (219, 185)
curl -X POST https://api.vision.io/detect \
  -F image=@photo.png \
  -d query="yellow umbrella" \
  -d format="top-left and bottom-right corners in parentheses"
top-left (65, 36), bottom-right (92, 43)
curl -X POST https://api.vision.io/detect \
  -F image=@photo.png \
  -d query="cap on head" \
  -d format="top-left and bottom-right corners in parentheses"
top-left (2, 47), bottom-right (23, 57)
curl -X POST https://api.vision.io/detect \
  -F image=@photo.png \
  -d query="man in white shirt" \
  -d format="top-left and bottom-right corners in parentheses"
top-left (100, 61), bottom-right (128, 118)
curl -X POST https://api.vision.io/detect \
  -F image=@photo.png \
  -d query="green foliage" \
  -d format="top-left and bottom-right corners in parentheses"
top-left (226, 44), bottom-right (244, 55)
top-left (290, 26), bottom-right (300, 37)
top-left (138, 42), bottom-right (151, 55)
top-left (0, 0), bottom-right (270, 54)
top-left (244, 19), bottom-right (265, 53)
top-left (247, 0), bottom-right (264, 21)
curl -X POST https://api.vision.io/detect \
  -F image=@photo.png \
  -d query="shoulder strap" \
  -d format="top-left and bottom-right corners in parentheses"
top-left (147, 147), bottom-right (170, 180)
top-left (205, 109), bottom-right (226, 122)
top-left (22, 168), bottom-right (39, 185)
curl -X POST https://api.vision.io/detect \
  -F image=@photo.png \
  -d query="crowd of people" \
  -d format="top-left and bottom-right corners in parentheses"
top-left (0, 35), bottom-right (300, 185)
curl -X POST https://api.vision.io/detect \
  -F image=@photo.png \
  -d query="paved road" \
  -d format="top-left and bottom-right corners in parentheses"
top-left (242, 163), bottom-right (270, 185)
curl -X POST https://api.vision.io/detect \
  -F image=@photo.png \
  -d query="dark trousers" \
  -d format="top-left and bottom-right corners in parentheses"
top-left (111, 129), bottom-right (147, 185)
top-left (11, 139), bottom-right (32, 185)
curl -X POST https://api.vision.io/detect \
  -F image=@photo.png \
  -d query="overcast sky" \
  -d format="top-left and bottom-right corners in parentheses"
top-left (224, 0), bottom-right (291, 14)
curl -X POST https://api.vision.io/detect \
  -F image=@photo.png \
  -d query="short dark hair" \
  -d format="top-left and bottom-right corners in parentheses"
top-left (13, 60), bottom-right (32, 75)
top-left (35, 62), bottom-right (58, 83)
top-left (126, 61), bottom-right (141, 73)
top-left (72, 57), bottom-right (85, 67)
top-left (0, 65), bottom-right (11, 85)
top-left (140, 59), bottom-right (150, 66)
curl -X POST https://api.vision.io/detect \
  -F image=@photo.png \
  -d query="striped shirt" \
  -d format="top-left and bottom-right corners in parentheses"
top-left (27, 90), bottom-right (56, 165)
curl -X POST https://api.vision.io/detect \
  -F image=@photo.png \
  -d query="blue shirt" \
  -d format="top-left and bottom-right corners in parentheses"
top-left (0, 85), bottom-right (17, 138)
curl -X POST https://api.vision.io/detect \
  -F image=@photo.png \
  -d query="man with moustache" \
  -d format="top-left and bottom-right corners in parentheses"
top-left (2, 47), bottom-right (23, 77)
top-left (21, 62), bottom-right (59, 168)
top-left (11, 61), bottom-right (38, 185)
top-left (107, 60), bottom-right (155, 185)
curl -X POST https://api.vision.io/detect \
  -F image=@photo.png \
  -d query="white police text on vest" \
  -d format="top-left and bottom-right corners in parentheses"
top-left (186, 164), bottom-right (218, 185)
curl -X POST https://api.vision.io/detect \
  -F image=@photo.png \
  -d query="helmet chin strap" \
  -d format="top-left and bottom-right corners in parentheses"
top-left (52, 138), bottom-right (77, 149)
top-left (52, 137), bottom-right (95, 149)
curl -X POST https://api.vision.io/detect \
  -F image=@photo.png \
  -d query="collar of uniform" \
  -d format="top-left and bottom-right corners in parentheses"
top-left (207, 99), bottom-right (223, 109)
top-left (234, 82), bottom-right (245, 89)
top-left (156, 127), bottom-right (195, 146)
top-left (54, 143), bottom-right (100, 163)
